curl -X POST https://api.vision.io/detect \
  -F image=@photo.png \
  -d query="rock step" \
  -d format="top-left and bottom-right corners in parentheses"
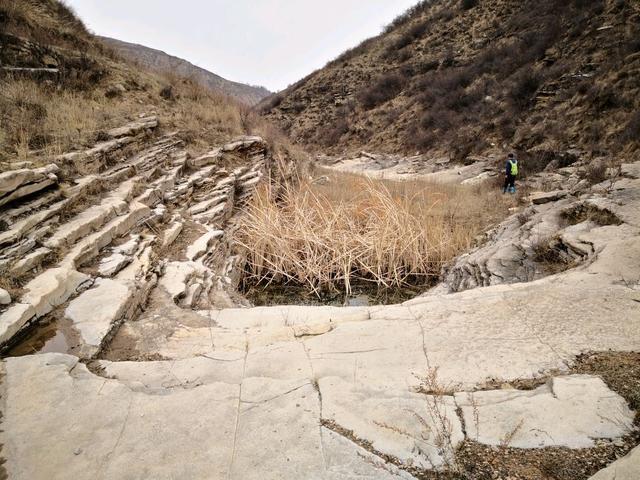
top-left (0, 133), bottom-right (268, 351)
top-left (56, 116), bottom-right (160, 176)
top-left (66, 236), bottom-right (157, 359)
top-left (0, 198), bottom-right (153, 348)
top-left (0, 138), bottom-right (186, 277)
top-left (0, 163), bottom-right (60, 209)
top-left (44, 179), bottom-right (137, 250)
top-left (0, 267), bottom-right (90, 344)
top-left (2, 190), bottom-right (63, 227)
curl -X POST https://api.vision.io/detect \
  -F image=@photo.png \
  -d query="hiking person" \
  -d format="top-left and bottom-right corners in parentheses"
top-left (503, 153), bottom-right (518, 194)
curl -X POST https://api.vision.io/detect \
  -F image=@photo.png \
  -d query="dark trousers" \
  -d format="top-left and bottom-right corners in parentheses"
top-left (503, 174), bottom-right (516, 192)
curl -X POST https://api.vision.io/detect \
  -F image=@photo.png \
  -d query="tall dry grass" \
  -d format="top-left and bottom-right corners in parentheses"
top-left (238, 172), bottom-right (511, 296)
top-left (0, 79), bottom-right (130, 160)
top-left (0, 74), bottom-right (251, 162)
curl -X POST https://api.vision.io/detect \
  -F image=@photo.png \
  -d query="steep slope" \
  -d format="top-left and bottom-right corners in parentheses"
top-left (261, 0), bottom-right (640, 159)
top-left (0, 0), bottom-right (287, 162)
top-left (100, 36), bottom-right (271, 106)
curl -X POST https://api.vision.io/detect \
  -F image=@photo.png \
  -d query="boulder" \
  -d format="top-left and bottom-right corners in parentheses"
top-left (186, 230), bottom-right (224, 261)
top-left (98, 253), bottom-right (132, 277)
top-left (65, 278), bottom-right (134, 356)
top-left (0, 287), bottom-right (11, 305)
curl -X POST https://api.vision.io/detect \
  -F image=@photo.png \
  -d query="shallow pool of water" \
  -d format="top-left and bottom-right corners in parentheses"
top-left (244, 281), bottom-right (427, 307)
top-left (7, 321), bottom-right (70, 357)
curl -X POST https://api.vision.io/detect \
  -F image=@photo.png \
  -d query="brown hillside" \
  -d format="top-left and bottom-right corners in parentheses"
top-left (260, 0), bottom-right (640, 160)
top-left (100, 37), bottom-right (271, 106)
top-left (0, 0), bottom-right (282, 163)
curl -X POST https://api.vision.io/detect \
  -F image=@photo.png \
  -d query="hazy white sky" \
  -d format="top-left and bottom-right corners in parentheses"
top-left (65, 0), bottom-right (419, 92)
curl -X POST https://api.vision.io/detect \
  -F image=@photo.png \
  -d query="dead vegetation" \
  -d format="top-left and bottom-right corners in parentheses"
top-left (238, 172), bottom-right (511, 296)
top-left (531, 236), bottom-right (576, 274)
top-left (0, 0), bottom-right (292, 165)
top-left (562, 203), bottom-right (622, 227)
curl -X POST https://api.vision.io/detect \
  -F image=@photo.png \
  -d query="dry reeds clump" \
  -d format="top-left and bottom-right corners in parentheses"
top-left (238, 173), bottom-right (509, 296)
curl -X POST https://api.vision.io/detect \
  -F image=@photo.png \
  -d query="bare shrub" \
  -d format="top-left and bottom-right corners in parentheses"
top-left (358, 72), bottom-right (407, 110)
top-left (319, 117), bottom-right (350, 147)
top-left (509, 68), bottom-right (542, 111)
top-left (238, 172), bottom-right (510, 296)
top-left (159, 84), bottom-right (175, 100)
top-left (460, 0), bottom-right (478, 10)
top-left (621, 111), bottom-right (640, 146)
top-left (531, 236), bottom-right (574, 273)
top-left (258, 93), bottom-right (283, 113)
top-left (580, 162), bottom-right (607, 184)
top-left (562, 204), bottom-right (622, 226)
top-left (383, 0), bottom-right (437, 33)
top-left (416, 367), bottom-right (461, 472)
top-left (390, 18), bottom-right (430, 54)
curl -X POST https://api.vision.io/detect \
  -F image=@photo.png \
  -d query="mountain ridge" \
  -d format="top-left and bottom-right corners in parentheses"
top-left (100, 36), bottom-right (271, 106)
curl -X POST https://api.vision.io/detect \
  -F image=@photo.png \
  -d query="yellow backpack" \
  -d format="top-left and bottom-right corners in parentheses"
top-left (509, 159), bottom-right (518, 176)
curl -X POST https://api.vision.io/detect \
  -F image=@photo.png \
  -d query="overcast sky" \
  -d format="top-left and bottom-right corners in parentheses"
top-left (65, 0), bottom-right (419, 92)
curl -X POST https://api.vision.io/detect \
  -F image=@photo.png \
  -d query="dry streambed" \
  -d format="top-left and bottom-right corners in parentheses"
top-left (0, 128), bottom-right (639, 479)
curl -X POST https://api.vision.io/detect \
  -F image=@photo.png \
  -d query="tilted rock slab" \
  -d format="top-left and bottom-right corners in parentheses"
top-left (0, 267), bottom-right (89, 344)
top-left (320, 377), bottom-right (464, 469)
top-left (0, 163), bottom-right (59, 207)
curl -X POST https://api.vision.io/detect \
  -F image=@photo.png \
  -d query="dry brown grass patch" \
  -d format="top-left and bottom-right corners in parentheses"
top-left (238, 172), bottom-right (511, 296)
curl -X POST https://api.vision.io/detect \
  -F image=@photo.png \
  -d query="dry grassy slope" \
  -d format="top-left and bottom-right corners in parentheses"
top-left (0, 0), bottom-right (285, 164)
top-left (260, 0), bottom-right (640, 159)
top-left (100, 37), bottom-right (271, 106)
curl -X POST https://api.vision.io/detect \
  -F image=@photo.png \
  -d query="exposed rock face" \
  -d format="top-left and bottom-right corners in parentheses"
top-left (0, 119), bottom-right (272, 354)
top-left (0, 163), bottom-right (59, 208)
top-left (437, 188), bottom-right (631, 294)
top-left (0, 288), bottom-right (10, 305)
top-left (1, 114), bottom-right (639, 478)
top-left (588, 445), bottom-right (640, 480)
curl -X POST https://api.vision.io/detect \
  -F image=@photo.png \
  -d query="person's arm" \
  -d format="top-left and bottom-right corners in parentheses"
top-left (505, 161), bottom-right (510, 175)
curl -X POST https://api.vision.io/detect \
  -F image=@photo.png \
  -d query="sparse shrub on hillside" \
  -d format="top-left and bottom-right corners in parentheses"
top-left (59, 54), bottom-right (107, 90)
top-left (460, 0), bottom-right (478, 10)
top-left (266, 0), bottom-right (639, 156)
top-left (621, 111), bottom-right (640, 146)
top-left (383, 0), bottom-right (438, 34)
top-left (159, 84), bottom-right (175, 101)
top-left (258, 92), bottom-right (283, 113)
top-left (358, 72), bottom-right (407, 110)
top-left (572, 0), bottom-right (605, 11)
top-left (318, 116), bottom-right (350, 147)
top-left (590, 85), bottom-right (623, 112)
top-left (0, 0), bottom-right (93, 51)
top-left (508, 68), bottom-right (542, 111)
top-left (387, 18), bottom-right (431, 57)
top-left (290, 101), bottom-right (305, 114)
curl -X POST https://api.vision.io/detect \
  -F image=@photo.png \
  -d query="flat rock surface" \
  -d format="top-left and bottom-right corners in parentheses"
top-left (455, 375), bottom-right (635, 448)
top-left (65, 278), bottom-right (133, 357)
top-left (1, 354), bottom-right (415, 480)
